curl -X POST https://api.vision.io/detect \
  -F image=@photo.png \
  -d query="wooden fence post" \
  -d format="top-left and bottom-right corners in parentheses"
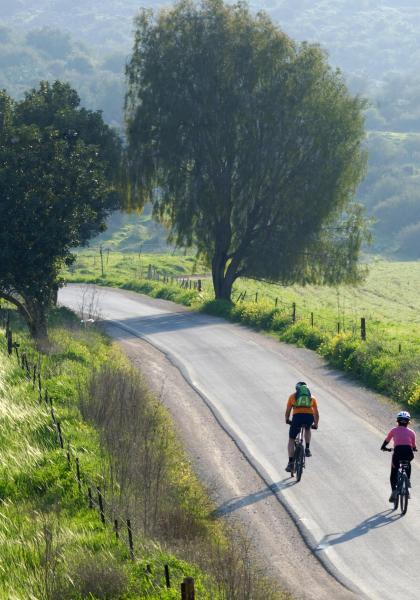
top-left (97, 487), bottom-right (105, 524)
top-left (66, 441), bottom-right (71, 467)
top-left (198, 279), bottom-right (202, 292)
top-left (275, 297), bottom-right (278, 307)
top-left (181, 577), bottom-right (195, 599)
top-left (337, 322), bottom-right (340, 334)
top-left (126, 519), bottom-right (135, 560)
top-left (56, 422), bottom-right (64, 448)
top-left (99, 245), bottom-right (104, 277)
top-left (398, 343), bottom-right (402, 353)
top-left (292, 302), bottom-right (296, 323)
top-left (311, 312), bottom-right (314, 327)
top-left (75, 457), bottom-right (82, 492)
top-left (255, 292), bottom-right (258, 303)
top-left (114, 519), bottom-right (119, 540)
top-left (87, 487), bottom-right (93, 509)
top-left (164, 564), bottom-right (171, 588)
top-left (361, 318), bottom-right (366, 341)
top-left (7, 330), bottom-right (12, 355)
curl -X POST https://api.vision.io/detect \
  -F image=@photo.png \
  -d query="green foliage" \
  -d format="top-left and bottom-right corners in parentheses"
top-left (1, 1), bottom-right (420, 257)
top-left (357, 132), bottom-right (420, 255)
top-left (0, 81), bottom-right (121, 339)
top-left (93, 205), bottom-right (171, 253)
top-left (0, 26), bottom-right (126, 128)
top-left (125, 0), bottom-right (368, 300)
top-left (0, 314), bottom-right (226, 599)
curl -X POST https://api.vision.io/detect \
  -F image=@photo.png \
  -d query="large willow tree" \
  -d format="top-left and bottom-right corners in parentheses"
top-left (125, 0), bottom-right (369, 300)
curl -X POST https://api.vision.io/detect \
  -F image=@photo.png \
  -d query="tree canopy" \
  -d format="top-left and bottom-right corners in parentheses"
top-left (0, 81), bottom-right (121, 340)
top-left (125, 0), bottom-right (369, 300)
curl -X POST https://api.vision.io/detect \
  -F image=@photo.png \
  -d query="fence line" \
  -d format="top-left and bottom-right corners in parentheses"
top-left (0, 315), bottom-right (195, 598)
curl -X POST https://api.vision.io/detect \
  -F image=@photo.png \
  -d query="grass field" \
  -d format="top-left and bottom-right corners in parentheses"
top-left (67, 251), bottom-right (420, 344)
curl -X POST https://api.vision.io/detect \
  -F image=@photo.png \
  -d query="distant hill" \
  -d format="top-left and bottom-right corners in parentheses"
top-left (93, 205), bottom-right (171, 253)
top-left (1, 0), bottom-right (419, 257)
top-left (2, 0), bottom-right (419, 81)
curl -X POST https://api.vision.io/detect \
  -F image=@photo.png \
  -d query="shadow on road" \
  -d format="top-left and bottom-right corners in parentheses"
top-left (211, 480), bottom-right (294, 517)
top-left (316, 509), bottom-right (401, 550)
top-left (103, 312), bottom-right (215, 337)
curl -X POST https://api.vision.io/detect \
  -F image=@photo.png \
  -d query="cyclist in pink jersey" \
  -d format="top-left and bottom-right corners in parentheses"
top-left (381, 410), bottom-right (417, 502)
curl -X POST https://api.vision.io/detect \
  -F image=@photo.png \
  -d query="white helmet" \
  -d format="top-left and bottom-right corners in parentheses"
top-left (397, 411), bottom-right (411, 423)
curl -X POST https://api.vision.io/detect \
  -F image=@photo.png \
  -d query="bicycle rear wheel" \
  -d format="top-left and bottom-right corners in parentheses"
top-left (400, 478), bottom-right (409, 515)
top-left (295, 445), bottom-right (305, 482)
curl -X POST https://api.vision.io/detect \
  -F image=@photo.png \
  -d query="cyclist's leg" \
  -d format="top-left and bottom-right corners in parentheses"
top-left (302, 414), bottom-right (314, 456)
top-left (391, 448), bottom-right (400, 491)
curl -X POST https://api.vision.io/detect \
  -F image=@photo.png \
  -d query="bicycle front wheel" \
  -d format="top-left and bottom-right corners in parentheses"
top-left (295, 445), bottom-right (305, 482)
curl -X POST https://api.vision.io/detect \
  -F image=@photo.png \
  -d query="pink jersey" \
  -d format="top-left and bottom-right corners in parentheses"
top-left (386, 426), bottom-right (416, 448)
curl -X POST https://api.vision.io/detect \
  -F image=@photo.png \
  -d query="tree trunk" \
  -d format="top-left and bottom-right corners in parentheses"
top-left (24, 299), bottom-right (49, 348)
top-left (211, 251), bottom-right (238, 301)
top-left (28, 312), bottom-right (48, 347)
top-left (0, 292), bottom-right (49, 347)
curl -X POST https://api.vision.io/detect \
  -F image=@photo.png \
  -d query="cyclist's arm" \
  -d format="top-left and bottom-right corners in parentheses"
top-left (381, 439), bottom-right (390, 451)
top-left (312, 398), bottom-right (319, 427)
top-left (285, 395), bottom-right (293, 423)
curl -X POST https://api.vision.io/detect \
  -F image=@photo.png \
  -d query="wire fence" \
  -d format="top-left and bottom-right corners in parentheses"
top-left (68, 247), bottom-right (416, 353)
top-left (0, 311), bottom-right (196, 599)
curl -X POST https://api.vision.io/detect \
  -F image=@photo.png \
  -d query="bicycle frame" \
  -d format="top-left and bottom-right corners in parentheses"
top-left (291, 426), bottom-right (306, 481)
top-left (395, 460), bottom-right (410, 514)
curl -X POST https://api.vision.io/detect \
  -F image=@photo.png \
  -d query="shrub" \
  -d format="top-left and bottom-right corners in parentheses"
top-left (66, 553), bottom-right (128, 599)
top-left (231, 302), bottom-right (277, 330)
top-left (201, 299), bottom-right (233, 319)
top-left (280, 322), bottom-right (327, 350)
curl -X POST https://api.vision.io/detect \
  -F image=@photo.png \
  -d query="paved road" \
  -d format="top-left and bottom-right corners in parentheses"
top-left (60, 284), bottom-right (420, 600)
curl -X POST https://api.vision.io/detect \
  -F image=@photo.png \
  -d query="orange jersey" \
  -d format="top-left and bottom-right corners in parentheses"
top-left (287, 393), bottom-right (318, 415)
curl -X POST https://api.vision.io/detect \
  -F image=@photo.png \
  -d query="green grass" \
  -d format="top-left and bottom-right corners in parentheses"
top-left (0, 310), bottom-right (230, 599)
top-left (65, 254), bottom-right (420, 410)
top-left (68, 250), bottom-right (206, 283)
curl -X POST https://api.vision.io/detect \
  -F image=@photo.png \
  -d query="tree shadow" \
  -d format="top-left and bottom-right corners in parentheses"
top-left (316, 509), bottom-right (401, 550)
top-left (103, 311), bottom-right (214, 337)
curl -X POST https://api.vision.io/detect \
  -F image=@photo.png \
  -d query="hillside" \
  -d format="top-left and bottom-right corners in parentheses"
top-left (1, 0), bottom-right (419, 256)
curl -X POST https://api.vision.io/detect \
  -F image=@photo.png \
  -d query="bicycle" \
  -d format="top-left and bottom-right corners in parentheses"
top-left (291, 426), bottom-right (305, 481)
top-left (384, 448), bottom-right (410, 515)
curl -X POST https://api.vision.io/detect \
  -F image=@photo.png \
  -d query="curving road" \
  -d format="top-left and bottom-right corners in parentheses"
top-left (59, 284), bottom-right (420, 600)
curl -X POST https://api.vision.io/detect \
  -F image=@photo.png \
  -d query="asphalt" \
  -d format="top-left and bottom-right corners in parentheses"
top-left (59, 284), bottom-right (420, 600)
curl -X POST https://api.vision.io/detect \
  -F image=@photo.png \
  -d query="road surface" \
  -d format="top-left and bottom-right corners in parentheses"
top-left (59, 284), bottom-right (420, 600)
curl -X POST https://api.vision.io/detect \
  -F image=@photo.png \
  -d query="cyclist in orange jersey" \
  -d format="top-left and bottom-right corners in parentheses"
top-left (285, 381), bottom-right (319, 472)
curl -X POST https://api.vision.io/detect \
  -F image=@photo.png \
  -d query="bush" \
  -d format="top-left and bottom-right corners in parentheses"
top-left (280, 322), bottom-right (327, 350)
top-left (201, 299), bottom-right (233, 319)
top-left (66, 553), bottom-right (128, 599)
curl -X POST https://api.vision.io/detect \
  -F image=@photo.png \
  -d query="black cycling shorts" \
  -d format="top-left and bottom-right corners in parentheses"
top-left (392, 445), bottom-right (414, 468)
top-left (289, 413), bottom-right (314, 439)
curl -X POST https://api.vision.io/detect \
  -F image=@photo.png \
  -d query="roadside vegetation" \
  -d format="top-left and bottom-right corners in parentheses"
top-left (0, 307), bottom-right (286, 599)
top-left (65, 253), bottom-right (420, 411)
